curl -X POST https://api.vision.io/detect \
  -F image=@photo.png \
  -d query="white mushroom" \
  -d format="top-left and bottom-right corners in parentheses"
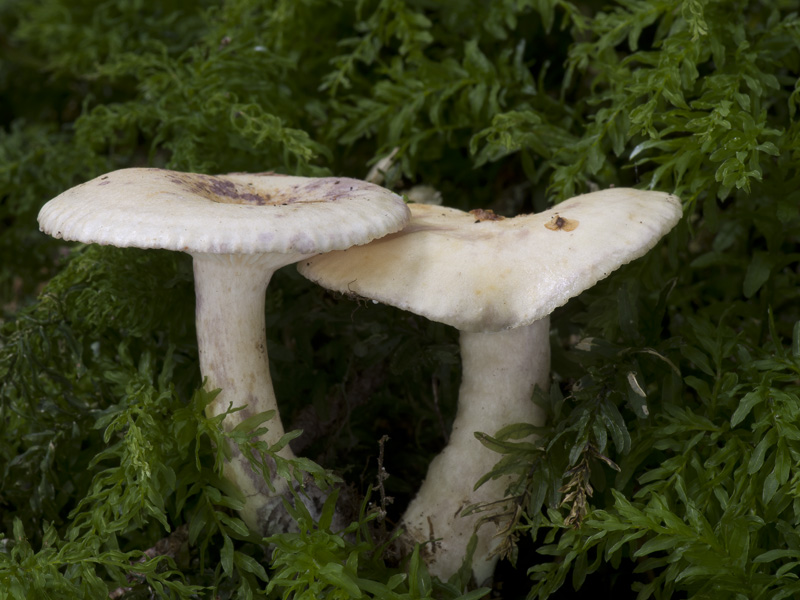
top-left (37, 167), bottom-right (410, 533)
top-left (297, 188), bottom-right (682, 582)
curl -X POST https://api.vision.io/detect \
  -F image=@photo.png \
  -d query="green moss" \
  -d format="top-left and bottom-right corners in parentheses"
top-left (1, 0), bottom-right (799, 598)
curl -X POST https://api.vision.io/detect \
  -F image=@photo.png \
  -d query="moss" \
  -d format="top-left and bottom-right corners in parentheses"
top-left (1, 0), bottom-right (799, 598)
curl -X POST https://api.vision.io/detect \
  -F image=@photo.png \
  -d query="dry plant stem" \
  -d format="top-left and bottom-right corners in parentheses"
top-left (399, 318), bottom-right (550, 584)
top-left (193, 252), bottom-right (304, 531)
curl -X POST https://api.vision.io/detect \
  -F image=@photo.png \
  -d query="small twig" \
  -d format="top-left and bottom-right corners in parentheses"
top-left (375, 434), bottom-right (393, 538)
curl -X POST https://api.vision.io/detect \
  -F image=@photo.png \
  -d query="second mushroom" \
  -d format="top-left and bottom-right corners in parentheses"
top-left (298, 188), bottom-right (682, 583)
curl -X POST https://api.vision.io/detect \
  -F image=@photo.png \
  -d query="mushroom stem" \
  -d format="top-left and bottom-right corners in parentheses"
top-left (192, 252), bottom-right (300, 530)
top-left (399, 317), bottom-right (550, 583)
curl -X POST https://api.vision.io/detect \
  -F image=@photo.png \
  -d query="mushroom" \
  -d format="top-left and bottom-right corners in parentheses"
top-left (37, 167), bottom-right (410, 533)
top-left (297, 188), bottom-right (682, 582)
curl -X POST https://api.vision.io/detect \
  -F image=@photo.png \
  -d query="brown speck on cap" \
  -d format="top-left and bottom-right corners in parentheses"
top-left (544, 215), bottom-right (579, 231)
top-left (469, 208), bottom-right (505, 222)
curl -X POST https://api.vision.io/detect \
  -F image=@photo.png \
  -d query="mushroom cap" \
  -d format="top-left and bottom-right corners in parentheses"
top-left (298, 188), bottom-right (682, 332)
top-left (38, 168), bottom-right (410, 255)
